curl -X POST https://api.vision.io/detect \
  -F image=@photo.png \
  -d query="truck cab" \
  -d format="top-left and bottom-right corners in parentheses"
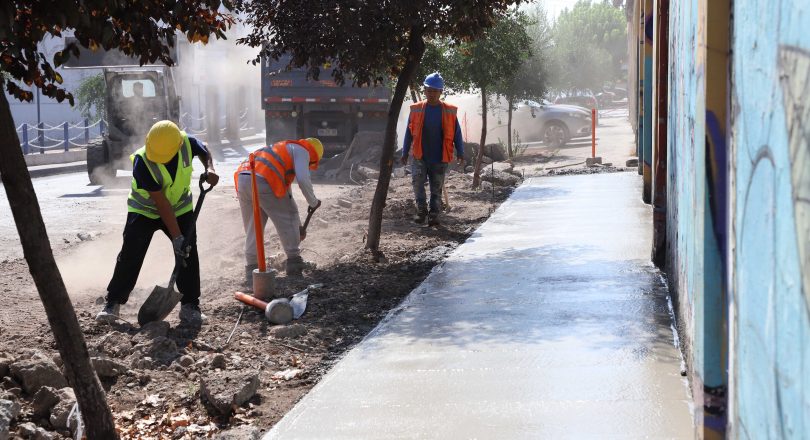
top-left (62, 38), bottom-right (179, 184)
top-left (85, 68), bottom-right (180, 183)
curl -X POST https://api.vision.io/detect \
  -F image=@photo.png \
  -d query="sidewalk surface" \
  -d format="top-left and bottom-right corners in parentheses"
top-left (264, 172), bottom-right (694, 439)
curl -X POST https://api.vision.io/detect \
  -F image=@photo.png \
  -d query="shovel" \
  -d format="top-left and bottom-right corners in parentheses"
top-left (299, 200), bottom-right (321, 241)
top-left (137, 173), bottom-right (214, 325)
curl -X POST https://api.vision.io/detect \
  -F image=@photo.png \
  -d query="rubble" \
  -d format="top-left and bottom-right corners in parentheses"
top-left (94, 331), bottom-right (133, 358)
top-left (47, 388), bottom-right (75, 430)
top-left (9, 351), bottom-right (68, 394)
top-left (133, 321), bottom-right (170, 344)
top-left (481, 169), bottom-right (521, 187)
top-left (131, 336), bottom-right (179, 366)
top-left (200, 372), bottom-right (260, 415)
top-left (0, 399), bottom-right (20, 439)
top-left (31, 386), bottom-right (59, 418)
top-left (314, 131), bottom-right (385, 182)
top-left (268, 324), bottom-right (307, 339)
top-left (214, 425), bottom-right (262, 439)
top-left (91, 356), bottom-right (130, 378)
top-left (0, 355), bottom-right (13, 378)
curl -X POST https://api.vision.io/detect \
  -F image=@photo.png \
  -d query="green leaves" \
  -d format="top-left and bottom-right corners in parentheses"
top-left (1, 1), bottom-right (234, 104)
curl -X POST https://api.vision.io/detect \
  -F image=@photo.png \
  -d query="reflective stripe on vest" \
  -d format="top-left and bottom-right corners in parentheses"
top-left (233, 140), bottom-right (320, 195)
top-left (408, 101), bottom-right (458, 163)
top-left (127, 133), bottom-right (194, 219)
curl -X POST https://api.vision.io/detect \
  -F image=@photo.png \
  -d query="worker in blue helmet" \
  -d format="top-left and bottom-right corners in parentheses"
top-left (401, 72), bottom-right (464, 226)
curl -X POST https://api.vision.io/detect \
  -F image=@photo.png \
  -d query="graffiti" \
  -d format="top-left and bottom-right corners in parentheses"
top-left (778, 45), bottom-right (810, 311)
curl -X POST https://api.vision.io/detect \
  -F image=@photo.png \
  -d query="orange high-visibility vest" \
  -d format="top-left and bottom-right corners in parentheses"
top-left (234, 139), bottom-right (320, 197)
top-left (408, 101), bottom-right (458, 163)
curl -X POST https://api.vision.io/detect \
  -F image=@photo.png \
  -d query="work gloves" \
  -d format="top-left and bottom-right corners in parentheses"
top-left (172, 235), bottom-right (190, 259)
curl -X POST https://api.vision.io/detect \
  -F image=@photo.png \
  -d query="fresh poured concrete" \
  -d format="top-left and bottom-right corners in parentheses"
top-left (265, 173), bottom-right (694, 439)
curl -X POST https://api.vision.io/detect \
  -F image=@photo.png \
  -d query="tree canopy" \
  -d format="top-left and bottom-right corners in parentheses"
top-left (234, 0), bottom-right (525, 253)
top-left (549, 0), bottom-right (626, 92)
top-left (447, 10), bottom-right (533, 186)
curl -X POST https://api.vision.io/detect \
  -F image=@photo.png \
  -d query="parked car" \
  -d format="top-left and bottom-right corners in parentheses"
top-left (517, 99), bottom-right (593, 148)
top-left (554, 92), bottom-right (598, 111)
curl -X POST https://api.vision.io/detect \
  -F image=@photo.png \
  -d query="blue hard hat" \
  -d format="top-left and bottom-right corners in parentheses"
top-left (423, 72), bottom-right (444, 90)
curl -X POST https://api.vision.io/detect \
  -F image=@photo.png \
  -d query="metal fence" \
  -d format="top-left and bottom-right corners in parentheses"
top-left (17, 108), bottom-right (254, 154)
top-left (16, 119), bottom-right (105, 155)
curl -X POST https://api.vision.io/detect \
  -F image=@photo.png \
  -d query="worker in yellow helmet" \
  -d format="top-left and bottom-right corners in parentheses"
top-left (96, 120), bottom-right (219, 325)
top-left (233, 138), bottom-right (323, 286)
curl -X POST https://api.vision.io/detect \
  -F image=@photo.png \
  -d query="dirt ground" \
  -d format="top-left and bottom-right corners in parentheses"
top-left (0, 167), bottom-right (516, 438)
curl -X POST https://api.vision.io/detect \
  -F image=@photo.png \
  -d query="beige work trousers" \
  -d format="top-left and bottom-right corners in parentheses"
top-left (237, 174), bottom-right (301, 266)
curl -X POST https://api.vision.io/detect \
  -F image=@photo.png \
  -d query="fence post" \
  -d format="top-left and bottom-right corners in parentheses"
top-left (38, 122), bottom-right (45, 154)
top-left (23, 124), bottom-right (31, 154)
top-left (100, 119), bottom-right (106, 136)
top-left (84, 118), bottom-right (89, 145)
top-left (591, 108), bottom-right (597, 158)
top-left (63, 122), bottom-right (70, 152)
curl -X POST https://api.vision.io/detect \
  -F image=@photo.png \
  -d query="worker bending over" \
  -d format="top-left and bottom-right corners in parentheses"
top-left (235, 138), bottom-right (323, 283)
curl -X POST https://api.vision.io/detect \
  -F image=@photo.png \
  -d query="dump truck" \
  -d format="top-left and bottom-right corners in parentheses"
top-left (262, 55), bottom-right (390, 156)
top-left (63, 38), bottom-right (180, 184)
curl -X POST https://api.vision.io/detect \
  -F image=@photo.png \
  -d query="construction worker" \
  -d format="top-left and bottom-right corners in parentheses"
top-left (401, 72), bottom-right (464, 226)
top-left (235, 138), bottom-right (323, 283)
top-left (96, 120), bottom-right (219, 324)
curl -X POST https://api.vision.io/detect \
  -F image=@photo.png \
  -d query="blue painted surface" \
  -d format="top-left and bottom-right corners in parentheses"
top-left (732, 0), bottom-right (809, 436)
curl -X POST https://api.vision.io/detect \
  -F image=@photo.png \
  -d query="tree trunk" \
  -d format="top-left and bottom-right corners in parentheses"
top-left (471, 87), bottom-right (488, 189)
top-left (409, 83), bottom-right (419, 103)
top-left (0, 91), bottom-right (119, 438)
top-left (507, 97), bottom-right (514, 158)
top-left (366, 26), bottom-right (426, 254)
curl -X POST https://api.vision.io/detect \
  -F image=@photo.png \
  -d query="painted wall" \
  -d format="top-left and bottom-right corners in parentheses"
top-left (638, 0), bottom-right (809, 437)
top-left (729, 0), bottom-right (809, 437)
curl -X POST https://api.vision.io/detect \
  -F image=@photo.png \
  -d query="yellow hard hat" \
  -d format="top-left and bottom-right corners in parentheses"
top-left (305, 137), bottom-right (324, 160)
top-left (145, 120), bottom-right (182, 163)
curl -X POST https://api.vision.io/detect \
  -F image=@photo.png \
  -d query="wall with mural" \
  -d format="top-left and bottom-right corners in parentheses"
top-left (730, 0), bottom-right (809, 437)
top-left (637, 0), bottom-right (808, 436)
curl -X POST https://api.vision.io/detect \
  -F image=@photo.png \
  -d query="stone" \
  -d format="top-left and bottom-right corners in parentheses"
top-left (200, 372), bottom-right (260, 415)
top-left (625, 157), bottom-right (639, 167)
top-left (177, 355), bottom-right (194, 368)
top-left (209, 353), bottom-right (226, 370)
top-left (336, 199), bottom-right (353, 209)
top-left (48, 388), bottom-right (76, 430)
top-left (0, 399), bottom-right (20, 439)
top-left (585, 156), bottom-right (603, 166)
top-left (355, 166), bottom-right (379, 180)
top-left (481, 181), bottom-right (494, 192)
top-left (9, 351), bottom-right (68, 394)
top-left (213, 425), bottom-right (262, 439)
top-left (0, 355), bottom-right (13, 378)
top-left (133, 321), bottom-right (170, 344)
top-left (91, 357), bottom-right (129, 378)
top-left (132, 336), bottom-right (179, 365)
top-left (32, 386), bottom-right (60, 418)
top-left (17, 422), bottom-right (37, 437)
top-left (490, 161), bottom-right (514, 174)
top-left (269, 324), bottom-right (307, 339)
top-left (33, 428), bottom-right (55, 440)
top-left (95, 331), bottom-right (133, 358)
top-left (481, 169), bottom-right (520, 187)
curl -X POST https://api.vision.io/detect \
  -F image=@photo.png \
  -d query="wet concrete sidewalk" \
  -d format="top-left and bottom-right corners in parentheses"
top-left (265, 172), bottom-right (694, 439)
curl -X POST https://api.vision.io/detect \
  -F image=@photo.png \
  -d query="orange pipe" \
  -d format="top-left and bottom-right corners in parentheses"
top-left (249, 153), bottom-right (266, 272)
top-left (234, 292), bottom-right (268, 310)
top-left (591, 108), bottom-right (597, 158)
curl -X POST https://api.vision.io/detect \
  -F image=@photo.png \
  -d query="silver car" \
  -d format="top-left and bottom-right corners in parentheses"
top-left (518, 99), bottom-right (593, 148)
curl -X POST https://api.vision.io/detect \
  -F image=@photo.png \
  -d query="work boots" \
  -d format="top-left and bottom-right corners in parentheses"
top-left (95, 301), bottom-right (120, 323)
top-left (179, 303), bottom-right (208, 325)
top-left (286, 256), bottom-right (306, 277)
top-left (427, 212), bottom-right (440, 226)
top-left (413, 208), bottom-right (428, 224)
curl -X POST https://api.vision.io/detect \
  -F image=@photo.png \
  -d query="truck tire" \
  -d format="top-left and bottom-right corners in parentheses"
top-left (86, 140), bottom-right (113, 185)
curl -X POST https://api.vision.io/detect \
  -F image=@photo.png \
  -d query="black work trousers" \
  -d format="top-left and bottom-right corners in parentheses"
top-left (106, 211), bottom-right (200, 306)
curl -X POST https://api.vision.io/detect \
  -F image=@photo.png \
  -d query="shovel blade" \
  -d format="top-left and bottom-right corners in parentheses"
top-left (138, 285), bottom-right (182, 325)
